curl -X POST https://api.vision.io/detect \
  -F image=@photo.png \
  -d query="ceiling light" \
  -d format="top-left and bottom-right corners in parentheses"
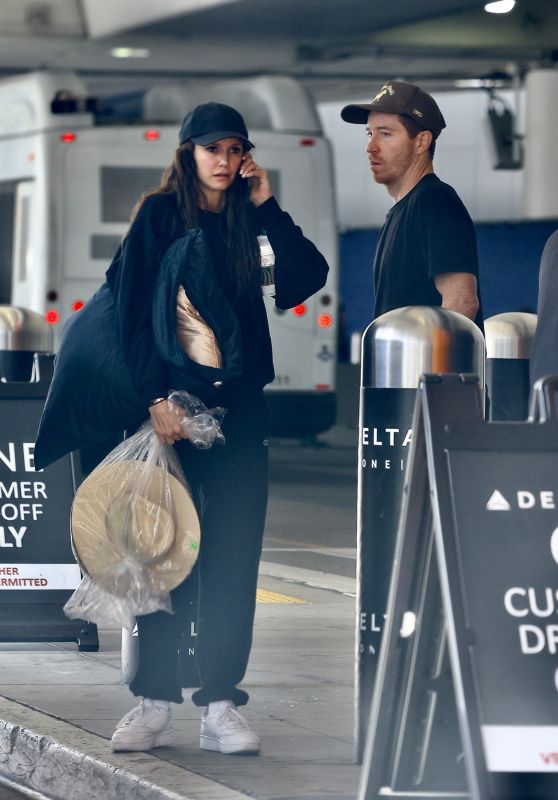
top-left (110, 47), bottom-right (151, 59)
top-left (455, 79), bottom-right (485, 88)
top-left (484, 0), bottom-right (515, 13)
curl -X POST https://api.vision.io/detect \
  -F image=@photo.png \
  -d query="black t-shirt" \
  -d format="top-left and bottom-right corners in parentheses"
top-left (372, 173), bottom-right (483, 328)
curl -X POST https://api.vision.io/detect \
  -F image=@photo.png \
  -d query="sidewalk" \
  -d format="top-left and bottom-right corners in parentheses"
top-left (0, 571), bottom-right (360, 800)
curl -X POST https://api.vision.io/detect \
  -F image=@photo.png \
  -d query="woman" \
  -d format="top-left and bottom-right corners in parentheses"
top-left (106, 102), bottom-right (329, 755)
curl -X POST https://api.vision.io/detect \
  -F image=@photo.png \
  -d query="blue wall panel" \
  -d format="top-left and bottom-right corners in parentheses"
top-left (338, 220), bottom-right (558, 357)
top-left (338, 229), bottom-right (378, 345)
top-left (475, 220), bottom-right (557, 317)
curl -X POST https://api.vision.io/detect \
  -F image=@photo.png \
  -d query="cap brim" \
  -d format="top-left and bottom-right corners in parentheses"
top-left (340, 104), bottom-right (373, 124)
top-left (190, 130), bottom-right (254, 149)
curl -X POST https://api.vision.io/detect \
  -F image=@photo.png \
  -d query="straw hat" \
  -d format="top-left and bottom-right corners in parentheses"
top-left (71, 459), bottom-right (200, 596)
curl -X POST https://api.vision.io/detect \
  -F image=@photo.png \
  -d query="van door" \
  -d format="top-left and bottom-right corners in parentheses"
top-left (59, 129), bottom-right (168, 324)
top-left (256, 136), bottom-right (337, 395)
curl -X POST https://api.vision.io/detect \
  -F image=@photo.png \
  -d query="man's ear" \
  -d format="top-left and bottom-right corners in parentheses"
top-left (415, 129), bottom-right (433, 154)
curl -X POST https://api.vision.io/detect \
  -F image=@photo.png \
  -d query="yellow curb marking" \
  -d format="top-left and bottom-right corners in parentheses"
top-left (256, 588), bottom-right (306, 604)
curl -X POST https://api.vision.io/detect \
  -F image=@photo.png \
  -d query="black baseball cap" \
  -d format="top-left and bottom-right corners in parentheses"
top-left (179, 102), bottom-right (254, 148)
top-left (341, 80), bottom-right (446, 139)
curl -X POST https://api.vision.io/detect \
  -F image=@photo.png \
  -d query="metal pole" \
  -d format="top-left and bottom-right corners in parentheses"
top-left (121, 624), bottom-right (139, 685)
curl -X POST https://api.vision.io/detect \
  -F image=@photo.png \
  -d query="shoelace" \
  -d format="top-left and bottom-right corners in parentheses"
top-left (121, 700), bottom-right (168, 728)
top-left (120, 702), bottom-right (146, 727)
top-left (216, 707), bottom-right (249, 731)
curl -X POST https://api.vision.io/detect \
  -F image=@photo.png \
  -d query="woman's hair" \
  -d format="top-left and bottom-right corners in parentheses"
top-left (131, 141), bottom-right (259, 297)
top-left (398, 114), bottom-right (437, 159)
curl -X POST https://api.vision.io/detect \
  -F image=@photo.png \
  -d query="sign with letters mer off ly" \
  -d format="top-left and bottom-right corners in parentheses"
top-left (0, 355), bottom-right (96, 649)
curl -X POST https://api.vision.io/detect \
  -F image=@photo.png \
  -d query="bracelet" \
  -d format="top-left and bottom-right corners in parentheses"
top-left (148, 397), bottom-right (167, 408)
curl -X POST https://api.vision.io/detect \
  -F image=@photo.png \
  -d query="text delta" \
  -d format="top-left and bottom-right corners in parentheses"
top-left (360, 427), bottom-right (413, 471)
top-left (361, 427), bottom-right (413, 447)
top-left (489, 490), bottom-right (558, 509)
top-left (516, 491), bottom-right (556, 509)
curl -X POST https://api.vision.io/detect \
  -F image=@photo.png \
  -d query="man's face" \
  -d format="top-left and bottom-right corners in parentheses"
top-left (365, 111), bottom-right (419, 189)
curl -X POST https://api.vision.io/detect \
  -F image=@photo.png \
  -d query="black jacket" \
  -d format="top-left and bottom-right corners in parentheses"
top-left (34, 194), bottom-right (328, 469)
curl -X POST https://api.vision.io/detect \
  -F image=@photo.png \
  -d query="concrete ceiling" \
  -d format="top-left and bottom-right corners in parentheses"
top-left (0, 0), bottom-right (554, 101)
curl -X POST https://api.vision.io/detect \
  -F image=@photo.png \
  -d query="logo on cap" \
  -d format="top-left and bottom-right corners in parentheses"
top-left (373, 84), bottom-right (395, 103)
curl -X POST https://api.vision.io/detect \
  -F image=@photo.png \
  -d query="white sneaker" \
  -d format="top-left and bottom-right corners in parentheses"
top-left (200, 700), bottom-right (260, 755)
top-left (111, 698), bottom-right (173, 752)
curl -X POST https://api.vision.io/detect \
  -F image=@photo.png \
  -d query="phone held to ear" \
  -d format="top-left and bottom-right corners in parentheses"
top-left (242, 176), bottom-right (252, 202)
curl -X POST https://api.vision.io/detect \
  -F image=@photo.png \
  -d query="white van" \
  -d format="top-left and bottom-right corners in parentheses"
top-left (0, 71), bottom-right (338, 437)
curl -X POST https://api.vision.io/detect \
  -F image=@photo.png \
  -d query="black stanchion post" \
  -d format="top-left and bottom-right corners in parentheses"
top-left (0, 306), bottom-right (53, 382)
top-left (355, 306), bottom-right (485, 762)
top-left (485, 312), bottom-right (537, 421)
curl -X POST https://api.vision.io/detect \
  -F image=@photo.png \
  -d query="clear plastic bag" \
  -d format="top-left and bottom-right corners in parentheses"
top-left (64, 421), bottom-right (203, 630)
top-left (168, 390), bottom-right (226, 449)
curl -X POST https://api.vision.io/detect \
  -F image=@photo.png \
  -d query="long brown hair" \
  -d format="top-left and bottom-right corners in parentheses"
top-left (131, 141), bottom-right (260, 297)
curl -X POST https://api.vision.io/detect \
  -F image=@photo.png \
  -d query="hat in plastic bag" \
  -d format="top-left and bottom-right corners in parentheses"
top-left (71, 459), bottom-right (200, 596)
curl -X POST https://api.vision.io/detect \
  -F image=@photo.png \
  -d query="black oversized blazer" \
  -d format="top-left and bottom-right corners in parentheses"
top-left (34, 194), bottom-right (329, 470)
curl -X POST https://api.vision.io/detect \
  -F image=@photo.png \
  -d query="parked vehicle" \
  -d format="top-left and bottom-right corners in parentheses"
top-left (0, 71), bottom-right (338, 437)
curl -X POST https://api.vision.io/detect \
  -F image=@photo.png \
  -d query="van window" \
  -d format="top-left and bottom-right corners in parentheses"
top-left (101, 166), bottom-right (280, 224)
top-left (90, 234), bottom-right (122, 260)
top-left (101, 167), bottom-right (164, 223)
top-left (0, 182), bottom-right (15, 303)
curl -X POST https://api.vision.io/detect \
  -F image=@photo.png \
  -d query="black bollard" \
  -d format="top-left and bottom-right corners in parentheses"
top-left (0, 306), bottom-right (53, 382)
top-left (355, 306), bottom-right (485, 762)
top-left (485, 312), bottom-right (537, 421)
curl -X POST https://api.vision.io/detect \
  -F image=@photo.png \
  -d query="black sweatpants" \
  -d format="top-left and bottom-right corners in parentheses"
top-left (129, 384), bottom-right (269, 707)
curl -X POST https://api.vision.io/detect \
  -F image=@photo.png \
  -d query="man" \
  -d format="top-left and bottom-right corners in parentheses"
top-left (341, 80), bottom-right (483, 326)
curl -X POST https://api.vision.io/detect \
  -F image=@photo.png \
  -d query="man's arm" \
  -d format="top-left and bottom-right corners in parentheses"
top-left (433, 272), bottom-right (480, 321)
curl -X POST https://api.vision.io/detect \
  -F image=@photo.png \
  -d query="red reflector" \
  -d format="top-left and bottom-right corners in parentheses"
top-left (299, 138), bottom-right (316, 147)
top-left (317, 313), bottom-right (333, 328)
top-left (315, 384), bottom-right (330, 392)
top-left (45, 309), bottom-right (60, 324)
top-left (144, 130), bottom-right (160, 141)
top-left (72, 299), bottom-right (85, 312)
top-left (293, 304), bottom-right (306, 316)
top-left (60, 132), bottom-right (76, 142)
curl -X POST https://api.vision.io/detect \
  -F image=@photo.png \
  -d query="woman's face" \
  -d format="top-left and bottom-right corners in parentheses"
top-left (193, 137), bottom-right (245, 206)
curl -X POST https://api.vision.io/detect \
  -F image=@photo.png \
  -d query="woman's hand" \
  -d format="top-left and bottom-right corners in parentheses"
top-left (240, 153), bottom-right (273, 207)
top-left (149, 400), bottom-right (190, 445)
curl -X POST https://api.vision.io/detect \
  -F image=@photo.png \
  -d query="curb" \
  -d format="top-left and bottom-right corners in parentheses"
top-left (0, 718), bottom-right (184, 800)
top-left (0, 697), bottom-right (252, 800)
